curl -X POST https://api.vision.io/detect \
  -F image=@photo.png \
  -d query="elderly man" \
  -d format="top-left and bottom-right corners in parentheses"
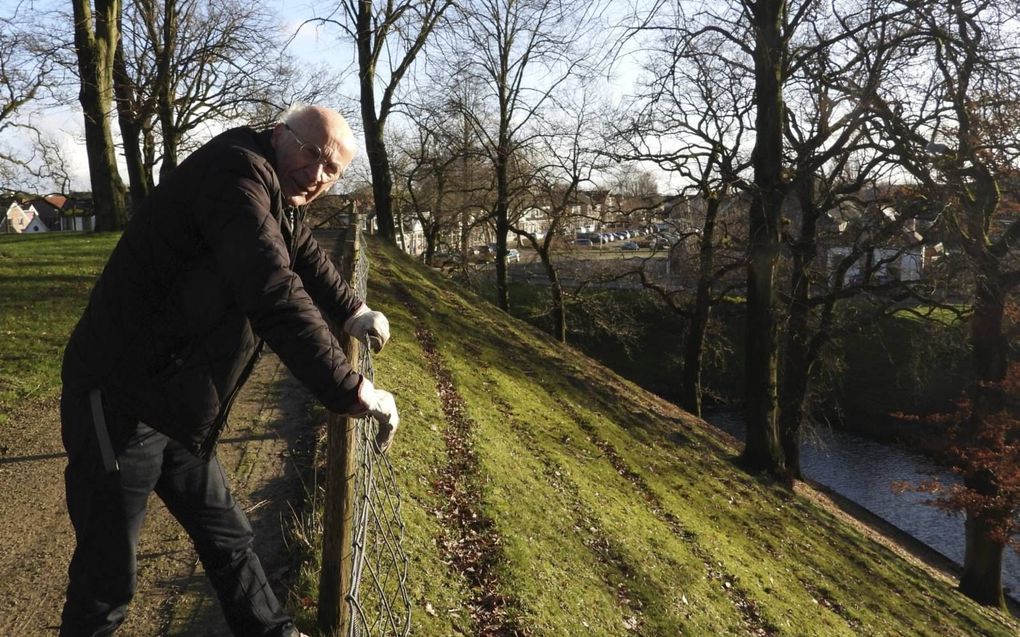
top-left (59, 105), bottom-right (398, 637)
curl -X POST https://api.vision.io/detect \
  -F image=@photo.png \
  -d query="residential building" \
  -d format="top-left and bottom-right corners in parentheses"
top-left (26, 194), bottom-right (68, 230)
top-left (5, 202), bottom-right (49, 233)
top-left (2, 192), bottom-right (95, 233)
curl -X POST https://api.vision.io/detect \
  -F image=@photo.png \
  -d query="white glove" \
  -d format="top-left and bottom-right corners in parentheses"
top-left (343, 304), bottom-right (390, 353)
top-left (355, 377), bottom-right (400, 452)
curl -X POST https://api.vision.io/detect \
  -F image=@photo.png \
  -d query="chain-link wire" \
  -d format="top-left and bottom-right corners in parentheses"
top-left (341, 229), bottom-right (412, 637)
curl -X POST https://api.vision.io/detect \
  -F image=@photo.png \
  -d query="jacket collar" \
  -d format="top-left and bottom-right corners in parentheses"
top-left (255, 128), bottom-right (277, 167)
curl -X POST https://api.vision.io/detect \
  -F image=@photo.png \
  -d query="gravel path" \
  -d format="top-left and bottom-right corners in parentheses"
top-left (0, 350), bottom-right (317, 636)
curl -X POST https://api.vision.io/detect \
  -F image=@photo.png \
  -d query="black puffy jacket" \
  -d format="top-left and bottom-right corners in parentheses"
top-left (63, 127), bottom-right (363, 457)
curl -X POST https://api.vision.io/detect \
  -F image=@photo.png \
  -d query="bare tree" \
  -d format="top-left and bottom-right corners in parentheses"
top-left (608, 166), bottom-right (660, 199)
top-left (311, 0), bottom-right (454, 242)
top-left (616, 21), bottom-right (754, 418)
top-left (397, 79), bottom-right (498, 260)
top-left (113, 0), bottom-right (337, 197)
top-left (512, 86), bottom-right (608, 342)
top-left (652, 0), bottom-right (790, 471)
top-left (446, 0), bottom-right (610, 311)
top-left (866, 0), bottom-right (1020, 609)
top-left (394, 106), bottom-right (464, 262)
top-left (736, 0), bottom-right (788, 474)
top-left (624, 1), bottom-right (942, 477)
top-left (0, 15), bottom-right (62, 189)
top-left (112, 1), bottom-right (155, 206)
top-left (771, 0), bottom-right (932, 477)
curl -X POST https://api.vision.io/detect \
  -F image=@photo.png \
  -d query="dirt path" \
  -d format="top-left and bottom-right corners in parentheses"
top-left (0, 351), bottom-right (317, 636)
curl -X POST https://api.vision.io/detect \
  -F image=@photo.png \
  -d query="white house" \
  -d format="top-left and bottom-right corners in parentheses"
top-left (22, 214), bottom-right (49, 233)
top-left (5, 203), bottom-right (49, 234)
top-left (397, 217), bottom-right (426, 256)
top-left (514, 206), bottom-right (548, 240)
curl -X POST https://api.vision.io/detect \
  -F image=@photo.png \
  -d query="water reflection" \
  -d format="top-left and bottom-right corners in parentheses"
top-left (706, 409), bottom-right (1019, 597)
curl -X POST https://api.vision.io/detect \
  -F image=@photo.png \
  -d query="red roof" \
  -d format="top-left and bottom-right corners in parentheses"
top-left (43, 194), bottom-right (68, 208)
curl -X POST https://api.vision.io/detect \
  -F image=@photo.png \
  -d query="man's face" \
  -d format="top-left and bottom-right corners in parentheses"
top-left (272, 118), bottom-right (355, 207)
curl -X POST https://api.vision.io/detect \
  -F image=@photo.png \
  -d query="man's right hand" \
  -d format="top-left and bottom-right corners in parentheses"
top-left (354, 377), bottom-right (400, 452)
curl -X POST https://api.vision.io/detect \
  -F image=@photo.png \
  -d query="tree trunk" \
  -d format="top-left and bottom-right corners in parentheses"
top-left (363, 118), bottom-right (395, 241)
top-left (777, 187), bottom-right (821, 480)
top-left (72, 0), bottom-right (128, 232)
top-left (681, 280), bottom-right (710, 418)
top-left (740, 0), bottom-right (785, 474)
top-left (356, 0), bottom-right (395, 241)
top-left (959, 479), bottom-right (1006, 608)
top-left (778, 291), bottom-right (810, 479)
top-left (539, 249), bottom-right (566, 342)
top-left (681, 195), bottom-right (721, 418)
top-left (112, 32), bottom-right (151, 210)
top-left (959, 271), bottom-right (1008, 609)
top-left (494, 151), bottom-right (510, 311)
top-left (424, 228), bottom-right (436, 263)
top-left (155, 0), bottom-right (178, 177)
top-left (158, 122), bottom-right (179, 177)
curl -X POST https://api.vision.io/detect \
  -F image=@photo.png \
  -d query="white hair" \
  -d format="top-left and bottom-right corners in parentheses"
top-left (277, 103), bottom-right (315, 125)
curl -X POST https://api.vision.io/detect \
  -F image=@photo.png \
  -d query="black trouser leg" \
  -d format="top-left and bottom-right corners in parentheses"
top-left (60, 389), bottom-right (163, 637)
top-left (60, 385), bottom-right (296, 637)
top-left (154, 433), bottom-right (294, 636)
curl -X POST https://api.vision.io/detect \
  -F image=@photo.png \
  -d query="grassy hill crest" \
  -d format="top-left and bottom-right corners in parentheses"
top-left (354, 237), bottom-right (1018, 636)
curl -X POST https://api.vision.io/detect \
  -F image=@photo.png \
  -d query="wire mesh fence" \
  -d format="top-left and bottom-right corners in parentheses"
top-left (346, 236), bottom-right (411, 637)
top-left (318, 219), bottom-right (411, 637)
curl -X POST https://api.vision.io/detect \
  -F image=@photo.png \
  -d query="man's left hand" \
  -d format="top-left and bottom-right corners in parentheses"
top-left (344, 304), bottom-right (390, 353)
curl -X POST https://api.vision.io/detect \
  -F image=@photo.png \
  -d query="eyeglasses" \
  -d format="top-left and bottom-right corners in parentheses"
top-left (284, 123), bottom-right (344, 182)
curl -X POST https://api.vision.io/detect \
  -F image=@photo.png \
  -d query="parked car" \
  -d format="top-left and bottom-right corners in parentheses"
top-left (574, 238), bottom-right (593, 247)
top-left (505, 248), bottom-right (521, 263)
top-left (620, 241), bottom-right (640, 251)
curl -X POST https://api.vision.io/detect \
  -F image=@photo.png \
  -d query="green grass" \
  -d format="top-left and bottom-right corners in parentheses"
top-left (0, 233), bottom-right (118, 425)
top-left (893, 303), bottom-right (971, 326)
top-left (340, 237), bottom-right (1018, 636)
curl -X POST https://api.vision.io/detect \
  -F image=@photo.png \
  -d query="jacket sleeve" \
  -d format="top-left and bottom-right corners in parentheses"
top-left (192, 150), bottom-right (362, 414)
top-left (290, 219), bottom-right (365, 324)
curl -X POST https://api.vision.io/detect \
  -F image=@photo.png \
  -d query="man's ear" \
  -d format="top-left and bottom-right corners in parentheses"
top-left (270, 122), bottom-right (286, 149)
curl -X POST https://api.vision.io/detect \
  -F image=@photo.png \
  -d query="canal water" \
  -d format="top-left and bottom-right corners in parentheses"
top-left (704, 409), bottom-right (1019, 597)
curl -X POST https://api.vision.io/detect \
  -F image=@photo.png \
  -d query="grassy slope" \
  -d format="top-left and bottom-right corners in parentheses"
top-left (364, 237), bottom-right (1017, 637)
top-left (3, 233), bottom-right (1015, 635)
top-left (0, 233), bottom-right (119, 425)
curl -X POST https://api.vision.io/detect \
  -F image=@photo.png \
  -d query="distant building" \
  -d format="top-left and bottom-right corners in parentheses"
top-left (5, 202), bottom-right (49, 233)
top-left (25, 194), bottom-right (66, 230)
top-left (661, 184), bottom-right (938, 286)
top-left (514, 206), bottom-right (548, 240)
top-left (397, 218), bottom-right (425, 256)
top-left (2, 193), bottom-right (95, 233)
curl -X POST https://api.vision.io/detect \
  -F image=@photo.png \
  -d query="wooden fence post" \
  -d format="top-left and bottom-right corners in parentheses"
top-left (318, 211), bottom-right (361, 636)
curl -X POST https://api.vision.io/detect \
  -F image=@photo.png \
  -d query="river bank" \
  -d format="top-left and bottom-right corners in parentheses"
top-left (703, 407), bottom-right (1020, 606)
